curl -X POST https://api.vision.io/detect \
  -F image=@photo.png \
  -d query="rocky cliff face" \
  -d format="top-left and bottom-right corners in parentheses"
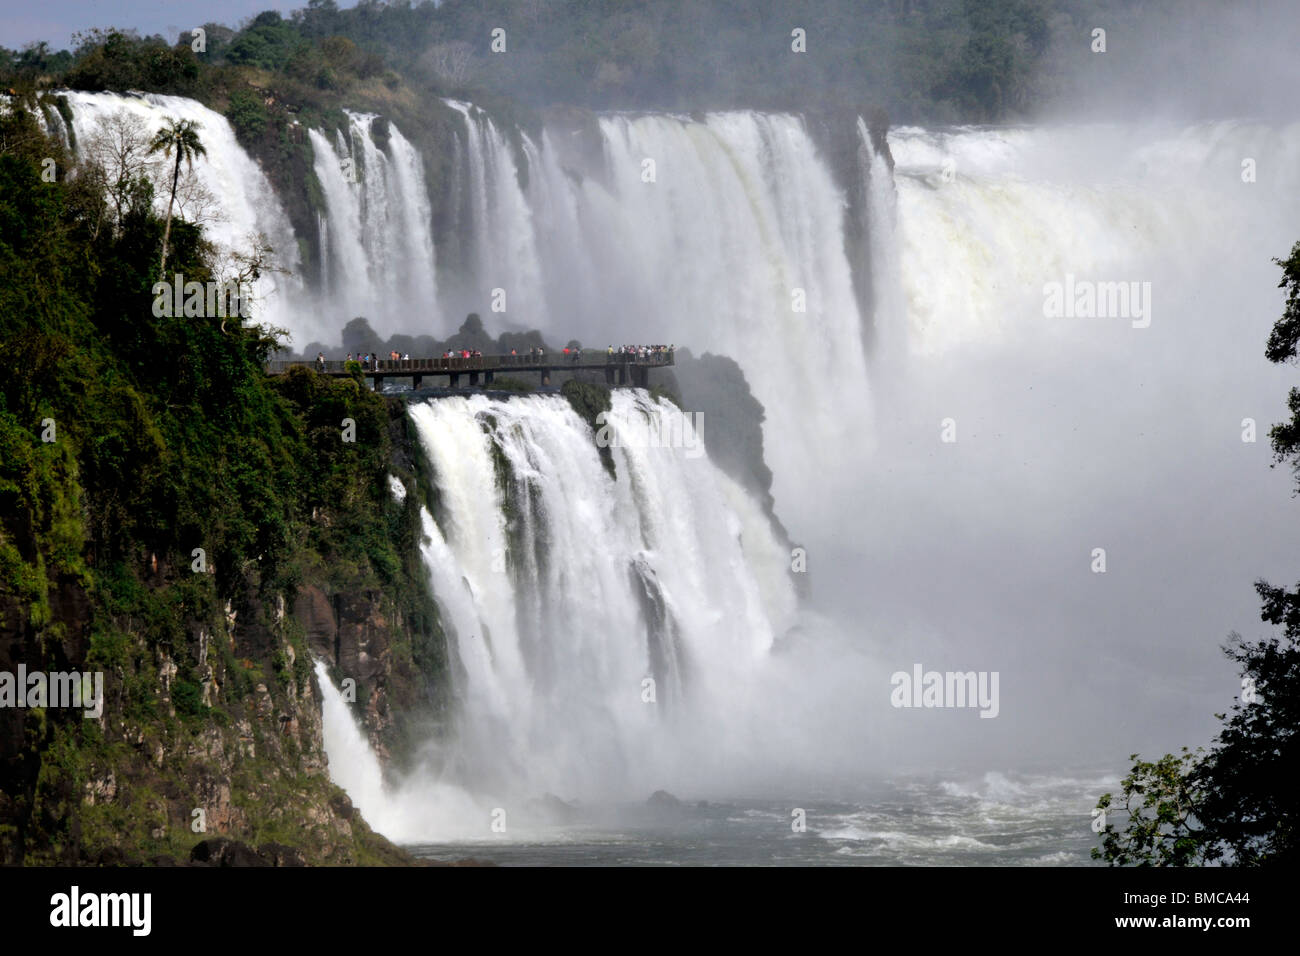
top-left (296, 586), bottom-right (399, 762)
top-left (0, 388), bottom-right (449, 866)
top-left (0, 559), bottom-right (411, 865)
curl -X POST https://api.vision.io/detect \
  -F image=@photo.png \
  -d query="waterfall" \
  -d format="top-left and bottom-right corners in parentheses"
top-left (37, 99), bottom-right (70, 148)
top-left (315, 658), bottom-right (473, 843)
top-left (309, 111), bottom-right (439, 340)
top-left (406, 390), bottom-right (799, 803)
top-left (315, 660), bottom-right (389, 823)
top-left (48, 94), bottom-right (878, 534)
top-left (58, 91), bottom-right (311, 341)
top-left (441, 100), bottom-right (547, 328)
top-left (521, 111), bottom-right (878, 532)
top-left (884, 120), bottom-right (1300, 355)
top-left (858, 117), bottom-right (905, 372)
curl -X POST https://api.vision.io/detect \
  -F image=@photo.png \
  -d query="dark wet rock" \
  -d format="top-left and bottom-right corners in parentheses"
top-left (532, 792), bottom-right (581, 822)
top-left (190, 838), bottom-right (271, 867)
top-left (329, 791), bottom-right (358, 822)
top-left (92, 846), bottom-right (129, 866)
top-left (258, 842), bottom-right (307, 866)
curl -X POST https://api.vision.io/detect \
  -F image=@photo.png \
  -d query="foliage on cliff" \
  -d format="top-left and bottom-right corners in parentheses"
top-left (0, 104), bottom-right (440, 864)
top-left (561, 379), bottom-right (615, 480)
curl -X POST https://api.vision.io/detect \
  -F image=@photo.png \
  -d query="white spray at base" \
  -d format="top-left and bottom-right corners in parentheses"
top-left (314, 658), bottom-right (484, 843)
top-left (414, 390), bottom-right (799, 787)
top-left (314, 659), bottom-right (387, 819)
top-left (315, 390), bottom-right (872, 842)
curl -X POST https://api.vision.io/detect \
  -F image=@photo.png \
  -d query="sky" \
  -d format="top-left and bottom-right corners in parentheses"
top-left (0, 0), bottom-right (310, 51)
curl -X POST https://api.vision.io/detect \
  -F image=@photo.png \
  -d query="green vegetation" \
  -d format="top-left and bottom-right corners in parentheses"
top-left (1092, 246), bottom-right (1300, 867)
top-left (561, 379), bottom-right (615, 480)
top-left (0, 1), bottom-right (1198, 132)
top-left (148, 117), bottom-right (207, 272)
top-left (668, 351), bottom-right (780, 529)
top-left (0, 102), bottom-right (440, 864)
top-left (491, 377), bottom-right (534, 393)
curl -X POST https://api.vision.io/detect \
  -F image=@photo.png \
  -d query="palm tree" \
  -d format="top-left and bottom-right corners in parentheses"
top-left (148, 118), bottom-right (206, 274)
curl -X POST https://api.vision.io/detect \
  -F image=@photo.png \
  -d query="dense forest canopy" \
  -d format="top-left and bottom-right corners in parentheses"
top-left (3, 0), bottom-right (1279, 125)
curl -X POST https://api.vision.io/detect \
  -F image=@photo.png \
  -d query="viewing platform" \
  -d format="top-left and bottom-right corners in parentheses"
top-left (265, 350), bottom-right (675, 390)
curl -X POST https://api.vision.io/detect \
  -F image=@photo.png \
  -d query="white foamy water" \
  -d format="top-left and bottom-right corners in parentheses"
top-left (405, 391), bottom-right (797, 808)
top-left (528, 111), bottom-right (876, 530)
top-left (309, 111), bottom-right (438, 339)
top-left (314, 660), bottom-right (388, 820)
top-left (886, 121), bottom-right (1300, 354)
top-left (59, 90), bottom-right (312, 340)
top-left (401, 768), bottom-right (1118, 865)
top-left (315, 658), bottom-right (483, 843)
top-left (441, 100), bottom-right (547, 329)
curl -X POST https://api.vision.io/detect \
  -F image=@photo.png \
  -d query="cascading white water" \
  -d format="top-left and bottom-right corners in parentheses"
top-left (884, 120), bottom-right (1300, 355)
top-left (519, 111), bottom-right (877, 531)
top-left (35, 99), bottom-right (70, 148)
top-left (50, 94), bottom-right (876, 532)
top-left (858, 117), bottom-right (906, 373)
top-left (405, 390), bottom-right (798, 811)
top-left (439, 104), bottom-right (879, 522)
top-left (319, 110), bottom-right (1300, 803)
top-left (315, 657), bottom-right (476, 843)
top-left (441, 100), bottom-right (547, 328)
top-left (309, 111), bottom-right (438, 339)
top-left (315, 659), bottom-right (389, 821)
top-left (58, 91), bottom-right (311, 340)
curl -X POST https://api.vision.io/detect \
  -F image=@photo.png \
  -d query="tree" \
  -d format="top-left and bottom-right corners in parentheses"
top-left (211, 232), bottom-right (289, 333)
top-left (147, 117), bottom-right (205, 274)
top-left (1266, 241), bottom-right (1300, 487)
top-left (1094, 593), bottom-right (1300, 867)
top-left (1192, 600), bottom-right (1300, 865)
top-left (425, 41), bottom-right (474, 87)
top-left (224, 89), bottom-right (268, 145)
top-left (1093, 246), bottom-right (1300, 866)
top-left (1092, 749), bottom-right (1209, 866)
top-left (82, 110), bottom-right (158, 236)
